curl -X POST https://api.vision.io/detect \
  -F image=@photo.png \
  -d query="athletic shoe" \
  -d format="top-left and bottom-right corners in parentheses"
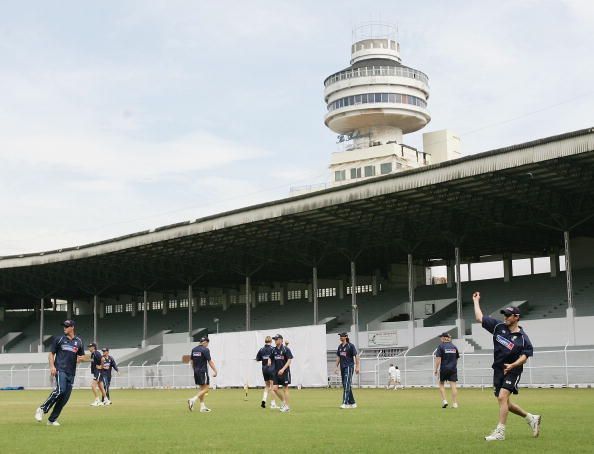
top-left (200, 407), bottom-right (211, 413)
top-left (485, 429), bottom-right (505, 441)
top-left (270, 402), bottom-right (278, 409)
top-left (340, 404), bottom-right (348, 409)
top-left (261, 401), bottom-right (266, 409)
top-left (452, 403), bottom-right (459, 409)
top-left (528, 415), bottom-right (541, 437)
top-left (103, 399), bottom-right (112, 406)
top-left (350, 403), bottom-right (357, 409)
top-left (35, 407), bottom-right (43, 422)
top-left (47, 421), bottom-right (60, 426)
top-left (187, 399), bottom-right (194, 412)
top-left (442, 400), bottom-right (448, 408)
top-left (280, 406), bottom-right (290, 413)
top-left (91, 400), bottom-right (101, 407)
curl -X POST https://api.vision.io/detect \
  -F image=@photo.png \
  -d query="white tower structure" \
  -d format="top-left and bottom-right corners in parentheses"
top-left (324, 24), bottom-right (431, 185)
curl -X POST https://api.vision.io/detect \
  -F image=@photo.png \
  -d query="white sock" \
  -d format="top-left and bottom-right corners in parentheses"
top-left (262, 390), bottom-right (268, 402)
top-left (497, 423), bottom-right (505, 432)
top-left (200, 402), bottom-right (206, 409)
top-left (190, 396), bottom-right (197, 403)
top-left (524, 413), bottom-right (533, 422)
top-left (271, 400), bottom-right (276, 406)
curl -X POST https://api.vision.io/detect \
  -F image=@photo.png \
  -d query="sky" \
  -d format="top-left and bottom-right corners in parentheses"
top-left (1, 0), bottom-right (594, 255)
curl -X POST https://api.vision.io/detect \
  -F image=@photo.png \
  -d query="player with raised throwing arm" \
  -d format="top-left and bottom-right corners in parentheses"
top-left (473, 291), bottom-right (541, 441)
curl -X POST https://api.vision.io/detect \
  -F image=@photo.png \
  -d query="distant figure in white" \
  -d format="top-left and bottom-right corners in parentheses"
top-left (387, 364), bottom-right (401, 390)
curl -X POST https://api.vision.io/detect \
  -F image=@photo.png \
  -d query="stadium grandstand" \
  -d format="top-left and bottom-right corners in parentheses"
top-left (2, 126), bottom-right (594, 388)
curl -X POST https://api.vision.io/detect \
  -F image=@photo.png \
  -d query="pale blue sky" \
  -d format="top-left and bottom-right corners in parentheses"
top-left (1, 1), bottom-right (593, 254)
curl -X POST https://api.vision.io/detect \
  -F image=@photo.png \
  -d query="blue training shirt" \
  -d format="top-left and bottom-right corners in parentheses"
top-left (336, 342), bottom-right (357, 368)
top-left (482, 316), bottom-right (534, 371)
top-left (272, 345), bottom-right (293, 373)
top-left (100, 355), bottom-right (118, 378)
top-left (256, 344), bottom-right (275, 371)
top-left (435, 342), bottom-right (459, 371)
top-left (50, 335), bottom-right (84, 376)
top-left (90, 350), bottom-right (102, 373)
top-left (191, 345), bottom-right (211, 373)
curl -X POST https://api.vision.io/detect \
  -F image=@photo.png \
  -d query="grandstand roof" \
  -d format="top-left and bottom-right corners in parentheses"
top-left (2, 127), bottom-right (594, 305)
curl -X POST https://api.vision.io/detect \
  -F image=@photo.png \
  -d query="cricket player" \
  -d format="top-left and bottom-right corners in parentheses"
top-left (473, 291), bottom-right (541, 441)
top-left (100, 347), bottom-right (118, 405)
top-left (271, 334), bottom-right (293, 413)
top-left (256, 335), bottom-right (278, 409)
top-left (187, 336), bottom-right (218, 413)
top-left (35, 320), bottom-right (85, 426)
top-left (334, 332), bottom-right (359, 408)
top-left (434, 332), bottom-right (460, 408)
top-left (88, 343), bottom-right (106, 406)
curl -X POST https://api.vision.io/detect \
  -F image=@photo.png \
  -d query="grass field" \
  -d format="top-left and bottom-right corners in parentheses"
top-left (1, 387), bottom-right (593, 453)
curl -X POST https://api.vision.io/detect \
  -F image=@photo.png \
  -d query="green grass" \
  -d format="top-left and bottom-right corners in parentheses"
top-left (1, 388), bottom-right (593, 453)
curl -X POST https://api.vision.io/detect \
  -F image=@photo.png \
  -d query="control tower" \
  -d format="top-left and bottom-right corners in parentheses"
top-left (323, 24), bottom-right (432, 185)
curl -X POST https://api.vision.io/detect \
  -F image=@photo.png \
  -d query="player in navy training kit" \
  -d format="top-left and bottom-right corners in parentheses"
top-left (88, 342), bottom-right (106, 406)
top-left (434, 332), bottom-right (460, 408)
top-left (187, 336), bottom-right (218, 413)
top-left (100, 347), bottom-right (118, 405)
top-left (271, 334), bottom-right (293, 412)
top-left (256, 335), bottom-right (278, 409)
top-left (473, 292), bottom-right (541, 441)
top-left (35, 320), bottom-right (85, 426)
top-left (334, 332), bottom-right (360, 409)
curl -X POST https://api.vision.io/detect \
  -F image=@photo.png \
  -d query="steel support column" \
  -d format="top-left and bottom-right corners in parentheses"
top-left (455, 247), bottom-right (464, 339)
top-left (564, 231), bottom-right (576, 345)
top-left (38, 298), bottom-right (44, 353)
top-left (245, 276), bottom-right (251, 331)
top-left (313, 266), bottom-right (319, 325)
top-left (407, 253), bottom-right (415, 347)
top-left (350, 261), bottom-right (359, 349)
top-left (142, 290), bottom-right (148, 347)
top-left (93, 294), bottom-right (98, 345)
top-left (188, 284), bottom-right (193, 342)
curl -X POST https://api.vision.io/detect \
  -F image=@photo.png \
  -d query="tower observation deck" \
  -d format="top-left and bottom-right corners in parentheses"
top-left (323, 24), bottom-right (434, 186)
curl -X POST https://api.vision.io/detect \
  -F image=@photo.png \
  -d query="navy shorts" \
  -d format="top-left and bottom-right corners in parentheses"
top-left (274, 370), bottom-right (291, 386)
top-left (439, 369), bottom-right (458, 383)
top-left (493, 367), bottom-right (522, 397)
top-left (262, 367), bottom-right (275, 382)
top-left (194, 371), bottom-right (210, 386)
top-left (92, 371), bottom-right (101, 381)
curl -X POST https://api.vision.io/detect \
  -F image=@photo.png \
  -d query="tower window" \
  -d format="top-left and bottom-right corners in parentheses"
top-left (364, 166), bottom-right (376, 177)
top-left (380, 163), bottom-right (393, 174)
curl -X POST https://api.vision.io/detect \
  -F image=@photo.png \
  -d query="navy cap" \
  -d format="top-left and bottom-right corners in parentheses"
top-left (501, 306), bottom-right (521, 316)
top-left (338, 332), bottom-right (348, 337)
top-left (101, 347), bottom-right (109, 352)
top-left (199, 336), bottom-right (210, 343)
top-left (272, 334), bottom-right (283, 340)
top-left (440, 332), bottom-right (451, 338)
top-left (88, 342), bottom-right (97, 348)
top-left (62, 320), bottom-right (76, 328)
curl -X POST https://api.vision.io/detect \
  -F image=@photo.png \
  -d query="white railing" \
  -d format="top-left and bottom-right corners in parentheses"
top-left (2, 348), bottom-right (593, 389)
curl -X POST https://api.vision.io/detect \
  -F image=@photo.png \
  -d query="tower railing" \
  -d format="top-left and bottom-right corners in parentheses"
top-left (324, 65), bottom-right (429, 88)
